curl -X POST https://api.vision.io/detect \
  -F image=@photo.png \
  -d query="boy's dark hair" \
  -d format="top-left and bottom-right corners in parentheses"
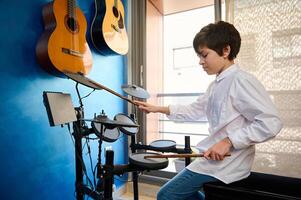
top-left (193, 21), bottom-right (241, 60)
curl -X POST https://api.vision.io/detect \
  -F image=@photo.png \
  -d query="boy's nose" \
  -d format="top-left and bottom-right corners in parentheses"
top-left (199, 59), bottom-right (205, 65)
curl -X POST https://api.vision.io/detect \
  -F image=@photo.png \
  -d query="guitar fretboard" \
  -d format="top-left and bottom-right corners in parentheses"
top-left (114, 0), bottom-right (118, 9)
top-left (67, 0), bottom-right (77, 19)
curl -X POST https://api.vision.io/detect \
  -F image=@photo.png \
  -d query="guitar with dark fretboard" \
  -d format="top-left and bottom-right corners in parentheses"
top-left (36, 0), bottom-right (93, 77)
top-left (91, 0), bottom-right (129, 55)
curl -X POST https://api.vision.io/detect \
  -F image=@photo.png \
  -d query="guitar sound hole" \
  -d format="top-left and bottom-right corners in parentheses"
top-left (67, 17), bottom-right (78, 32)
top-left (112, 7), bottom-right (119, 18)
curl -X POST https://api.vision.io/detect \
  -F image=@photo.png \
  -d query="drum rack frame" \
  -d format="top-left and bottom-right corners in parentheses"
top-left (72, 111), bottom-right (193, 200)
top-left (67, 84), bottom-right (194, 200)
top-left (70, 83), bottom-right (115, 200)
top-left (127, 114), bottom-right (193, 200)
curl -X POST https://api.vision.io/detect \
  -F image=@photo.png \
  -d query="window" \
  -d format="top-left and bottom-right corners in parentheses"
top-left (146, 3), bottom-right (216, 173)
top-left (229, 0), bottom-right (301, 178)
top-left (172, 46), bottom-right (198, 70)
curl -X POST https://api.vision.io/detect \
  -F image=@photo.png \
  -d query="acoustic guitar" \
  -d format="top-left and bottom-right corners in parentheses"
top-left (91, 0), bottom-right (129, 55)
top-left (36, 0), bottom-right (93, 77)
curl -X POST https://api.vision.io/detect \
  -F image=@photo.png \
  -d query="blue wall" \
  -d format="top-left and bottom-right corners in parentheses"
top-left (0, 0), bottom-right (129, 199)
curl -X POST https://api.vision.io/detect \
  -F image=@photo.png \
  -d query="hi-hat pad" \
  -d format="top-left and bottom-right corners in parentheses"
top-left (122, 84), bottom-right (150, 99)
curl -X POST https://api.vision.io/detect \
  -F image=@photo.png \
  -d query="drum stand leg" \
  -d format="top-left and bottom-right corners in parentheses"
top-left (73, 85), bottom-right (88, 200)
top-left (73, 108), bottom-right (85, 200)
top-left (130, 134), bottom-right (140, 200)
top-left (103, 150), bottom-right (114, 200)
top-left (132, 171), bottom-right (139, 200)
top-left (129, 113), bottom-right (140, 200)
top-left (96, 132), bottom-right (104, 193)
top-left (184, 136), bottom-right (192, 166)
top-left (73, 106), bottom-right (104, 200)
top-left (130, 112), bottom-right (140, 200)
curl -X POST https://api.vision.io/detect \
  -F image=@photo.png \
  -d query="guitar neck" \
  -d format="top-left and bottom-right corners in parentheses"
top-left (114, 0), bottom-right (118, 9)
top-left (68, 0), bottom-right (77, 19)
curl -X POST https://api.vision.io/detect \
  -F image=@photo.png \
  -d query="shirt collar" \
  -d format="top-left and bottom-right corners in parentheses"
top-left (215, 64), bottom-right (239, 82)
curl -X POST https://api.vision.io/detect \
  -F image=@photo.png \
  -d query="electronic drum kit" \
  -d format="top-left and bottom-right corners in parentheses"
top-left (64, 72), bottom-right (196, 200)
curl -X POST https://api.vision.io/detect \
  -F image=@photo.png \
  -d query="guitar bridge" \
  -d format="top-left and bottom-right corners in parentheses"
top-left (62, 48), bottom-right (83, 58)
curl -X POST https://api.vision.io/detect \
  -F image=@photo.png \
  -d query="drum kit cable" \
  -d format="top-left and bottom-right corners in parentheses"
top-left (54, 72), bottom-right (198, 200)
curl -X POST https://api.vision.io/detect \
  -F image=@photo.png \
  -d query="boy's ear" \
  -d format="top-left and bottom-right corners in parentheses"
top-left (223, 45), bottom-right (231, 58)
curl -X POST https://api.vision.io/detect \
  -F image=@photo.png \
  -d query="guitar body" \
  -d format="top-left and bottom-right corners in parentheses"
top-left (36, 0), bottom-right (93, 77)
top-left (91, 0), bottom-right (129, 55)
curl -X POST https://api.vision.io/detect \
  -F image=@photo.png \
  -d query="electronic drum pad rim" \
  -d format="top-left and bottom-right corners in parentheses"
top-left (91, 121), bottom-right (121, 143)
top-left (114, 113), bottom-right (139, 136)
top-left (149, 139), bottom-right (177, 151)
top-left (89, 116), bottom-right (139, 128)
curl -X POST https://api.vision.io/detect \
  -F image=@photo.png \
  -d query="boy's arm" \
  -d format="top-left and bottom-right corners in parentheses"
top-left (134, 101), bottom-right (170, 114)
top-left (227, 75), bottom-right (283, 150)
top-left (167, 87), bottom-right (211, 121)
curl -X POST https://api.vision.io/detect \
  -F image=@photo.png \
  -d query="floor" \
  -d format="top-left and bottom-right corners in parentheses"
top-left (119, 193), bottom-right (155, 200)
top-left (117, 182), bottom-right (160, 200)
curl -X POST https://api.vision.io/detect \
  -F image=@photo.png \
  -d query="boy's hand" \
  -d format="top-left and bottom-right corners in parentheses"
top-left (203, 137), bottom-right (232, 161)
top-left (134, 100), bottom-right (155, 113)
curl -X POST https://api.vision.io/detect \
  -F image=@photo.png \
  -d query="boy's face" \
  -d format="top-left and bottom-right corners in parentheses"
top-left (197, 46), bottom-right (231, 75)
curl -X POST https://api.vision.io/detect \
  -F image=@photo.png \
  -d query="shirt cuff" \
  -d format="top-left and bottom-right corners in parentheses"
top-left (166, 105), bottom-right (176, 119)
top-left (228, 129), bottom-right (249, 150)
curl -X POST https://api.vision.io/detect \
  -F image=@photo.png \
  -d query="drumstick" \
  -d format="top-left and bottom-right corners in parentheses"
top-left (87, 79), bottom-right (137, 105)
top-left (65, 72), bottom-right (138, 106)
top-left (144, 153), bottom-right (231, 159)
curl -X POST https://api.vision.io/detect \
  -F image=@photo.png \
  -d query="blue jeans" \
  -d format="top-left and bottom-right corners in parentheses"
top-left (157, 168), bottom-right (218, 200)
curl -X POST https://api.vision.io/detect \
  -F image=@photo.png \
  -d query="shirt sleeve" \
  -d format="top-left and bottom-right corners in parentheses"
top-left (228, 73), bottom-right (283, 149)
top-left (167, 85), bottom-right (211, 121)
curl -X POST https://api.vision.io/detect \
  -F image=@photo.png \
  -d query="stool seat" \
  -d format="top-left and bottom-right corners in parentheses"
top-left (203, 172), bottom-right (301, 200)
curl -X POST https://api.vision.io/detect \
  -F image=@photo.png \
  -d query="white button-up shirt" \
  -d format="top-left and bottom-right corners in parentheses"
top-left (168, 64), bottom-right (282, 183)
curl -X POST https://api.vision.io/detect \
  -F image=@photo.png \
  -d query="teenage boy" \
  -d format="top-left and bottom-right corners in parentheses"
top-left (134, 21), bottom-right (282, 200)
